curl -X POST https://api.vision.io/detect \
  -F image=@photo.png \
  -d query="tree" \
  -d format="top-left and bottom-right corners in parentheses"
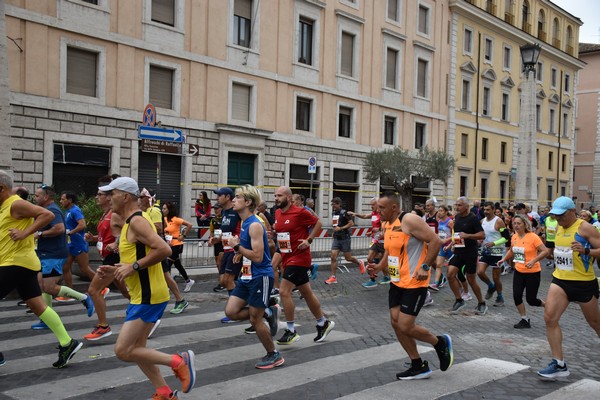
top-left (363, 147), bottom-right (455, 211)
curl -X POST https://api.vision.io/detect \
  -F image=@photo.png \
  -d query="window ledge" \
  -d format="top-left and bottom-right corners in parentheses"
top-left (292, 61), bottom-right (319, 72)
top-left (143, 20), bottom-right (184, 35)
top-left (227, 43), bottom-right (260, 56)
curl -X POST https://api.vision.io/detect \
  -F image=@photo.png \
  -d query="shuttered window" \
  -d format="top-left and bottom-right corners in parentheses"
top-left (386, 48), bottom-right (398, 89)
top-left (417, 58), bottom-right (428, 97)
top-left (67, 47), bottom-right (98, 97)
top-left (232, 83), bottom-right (251, 121)
top-left (340, 32), bottom-right (354, 77)
top-left (149, 65), bottom-right (174, 109)
top-left (152, 0), bottom-right (175, 27)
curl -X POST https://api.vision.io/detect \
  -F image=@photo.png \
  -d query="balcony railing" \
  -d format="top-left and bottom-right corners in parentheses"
top-left (523, 22), bottom-right (532, 34)
top-left (566, 44), bottom-right (574, 55)
top-left (504, 13), bottom-right (514, 25)
top-left (486, 3), bottom-right (497, 15)
top-left (537, 31), bottom-right (547, 42)
top-left (552, 38), bottom-right (561, 48)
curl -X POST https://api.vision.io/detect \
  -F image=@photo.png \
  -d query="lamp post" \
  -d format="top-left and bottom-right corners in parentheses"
top-left (515, 43), bottom-right (541, 210)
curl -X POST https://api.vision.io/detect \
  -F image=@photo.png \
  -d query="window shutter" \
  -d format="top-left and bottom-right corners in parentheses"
top-left (152, 0), bottom-right (175, 26)
top-left (149, 66), bottom-right (174, 109)
top-left (234, 0), bottom-right (252, 19)
top-left (387, 0), bottom-right (398, 20)
top-left (232, 83), bottom-right (251, 121)
top-left (418, 6), bottom-right (428, 33)
top-left (341, 32), bottom-right (354, 76)
top-left (417, 59), bottom-right (427, 97)
top-left (386, 48), bottom-right (397, 88)
top-left (67, 47), bottom-right (97, 97)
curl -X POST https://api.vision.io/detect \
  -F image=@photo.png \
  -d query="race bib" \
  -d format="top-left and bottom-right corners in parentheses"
top-left (214, 229), bottom-right (222, 239)
top-left (388, 255), bottom-right (400, 282)
top-left (430, 225), bottom-right (437, 233)
top-left (490, 246), bottom-right (504, 256)
top-left (554, 246), bottom-right (574, 271)
top-left (439, 231), bottom-right (448, 240)
top-left (240, 256), bottom-right (252, 281)
top-left (222, 232), bottom-right (233, 250)
top-left (277, 232), bottom-right (292, 253)
top-left (513, 246), bottom-right (525, 264)
top-left (371, 215), bottom-right (378, 223)
top-left (453, 232), bottom-right (465, 248)
top-left (165, 234), bottom-right (173, 244)
top-left (332, 215), bottom-right (340, 227)
top-left (96, 241), bottom-right (103, 252)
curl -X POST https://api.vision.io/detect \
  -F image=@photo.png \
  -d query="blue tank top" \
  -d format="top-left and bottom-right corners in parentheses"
top-left (438, 217), bottom-right (452, 243)
top-left (240, 214), bottom-right (273, 277)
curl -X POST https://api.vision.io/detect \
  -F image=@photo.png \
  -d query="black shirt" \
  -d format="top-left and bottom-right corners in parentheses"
top-left (332, 208), bottom-right (352, 239)
top-left (453, 212), bottom-right (483, 253)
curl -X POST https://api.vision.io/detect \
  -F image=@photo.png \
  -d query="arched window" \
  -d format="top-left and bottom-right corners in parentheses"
top-left (566, 25), bottom-right (573, 55)
top-left (537, 9), bottom-right (545, 41)
top-left (486, 0), bottom-right (496, 15)
top-left (552, 18), bottom-right (560, 47)
top-left (504, 0), bottom-right (514, 24)
top-left (522, 1), bottom-right (530, 32)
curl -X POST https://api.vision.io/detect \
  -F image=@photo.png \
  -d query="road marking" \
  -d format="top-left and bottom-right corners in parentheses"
top-left (536, 379), bottom-right (600, 400)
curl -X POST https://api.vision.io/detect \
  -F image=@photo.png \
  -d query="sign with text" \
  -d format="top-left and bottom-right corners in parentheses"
top-left (141, 139), bottom-right (183, 155)
top-left (138, 125), bottom-right (183, 142)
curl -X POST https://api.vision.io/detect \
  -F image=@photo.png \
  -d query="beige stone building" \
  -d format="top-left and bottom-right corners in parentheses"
top-left (448, 0), bottom-right (583, 206)
top-left (3, 0), bottom-right (452, 218)
top-left (573, 43), bottom-right (600, 210)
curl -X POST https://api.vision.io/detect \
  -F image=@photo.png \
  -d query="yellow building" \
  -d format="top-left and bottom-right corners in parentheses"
top-left (448, 0), bottom-right (583, 206)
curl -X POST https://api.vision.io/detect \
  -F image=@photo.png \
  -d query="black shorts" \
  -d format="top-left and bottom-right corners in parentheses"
top-left (479, 254), bottom-right (502, 268)
top-left (0, 266), bottom-right (42, 301)
top-left (551, 277), bottom-right (600, 303)
top-left (221, 251), bottom-right (242, 277)
top-left (449, 251), bottom-right (478, 274)
top-left (282, 265), bottom-right (310, 287)
top-left (102, 252), bottom-right (120, 266)
top-left (388, 284), bottom-right (427, 316)
top-left (545, 241), bottom-right (555, 249)
top-left (213, 242), bottom-right (224, 257)
top-left (369, 242), bottom-right (385, 254)
top-left (161, 259), bottom-right (170, 273)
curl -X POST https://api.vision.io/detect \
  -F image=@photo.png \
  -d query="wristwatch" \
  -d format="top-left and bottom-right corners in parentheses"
top-left (421, 264), bottom-right (431, 271)
top-left (233, 244), bottom-right (241, 252)
top-left (132, 261), bottom-right (140, 271)
top-left (37, 231), bottom-right (43, 238)
top-left (307, 238), bottom-right (313, 244)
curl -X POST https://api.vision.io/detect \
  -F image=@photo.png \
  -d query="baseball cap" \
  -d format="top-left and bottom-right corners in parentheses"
top-left (98, 177), bottom-right (140, 196)
top-left (213, 187), bottom-right (234, 198)
top-left (549, 196), bottom-right (576, 215)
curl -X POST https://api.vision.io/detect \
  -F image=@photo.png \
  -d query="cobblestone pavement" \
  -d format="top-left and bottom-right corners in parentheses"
top-left (1, 260), bottom-right (599, 399)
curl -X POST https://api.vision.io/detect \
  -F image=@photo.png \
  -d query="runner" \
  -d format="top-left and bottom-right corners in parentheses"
top-left (97, 177), bottom-right (195, 399)
top-left (537, 197), bottom-right (600, 380)
top-left (224, 185), bottom-right (282, 369)
top-left (162, 202), bottom-right (195, 293)
top-left (430, 205), bottom-right (452, 290)
top-left (273, 186), bottom-right (335, 345)
top-left (208, 204), bottom-right (225, 292)
top-left (368, 193), bottom-right (453, 380)
top-left (0, 170), bottom-right (82, 368)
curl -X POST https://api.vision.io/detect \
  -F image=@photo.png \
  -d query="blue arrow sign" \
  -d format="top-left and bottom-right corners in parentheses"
top-left (138, 126), bottom-right (183, 143)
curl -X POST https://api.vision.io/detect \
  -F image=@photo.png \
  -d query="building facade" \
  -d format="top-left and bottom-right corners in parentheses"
top-left (448, 0), bottom-right (583, 207)
top-left (3, 0), bottom-right (452, 219)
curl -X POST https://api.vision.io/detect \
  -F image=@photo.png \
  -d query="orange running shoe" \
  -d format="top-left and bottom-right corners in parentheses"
top-left (55, 296), bottom-right (75, 302)
top-left (100, 287), bottom-right (110, 298)
top-left (152, 391), bottom-right (178, 400)
top-left (324, 275), bottom-right (337, 284)
top-left (172, 350), bottom-right (196, 393)
top-left (84, 325), bottom-right (112, 341)
top-left (358, 260), bottom-right (366, 274)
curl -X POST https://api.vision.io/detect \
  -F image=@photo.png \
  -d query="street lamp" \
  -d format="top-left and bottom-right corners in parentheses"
top-left (515, 42), bottom-right (541, 210)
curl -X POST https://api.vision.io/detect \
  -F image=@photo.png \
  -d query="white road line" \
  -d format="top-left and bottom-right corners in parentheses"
top-left (535, 379), bottom-right (600, 400)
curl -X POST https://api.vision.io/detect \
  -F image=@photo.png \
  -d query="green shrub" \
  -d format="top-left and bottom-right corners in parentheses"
top-left (78, 195), bottom-right (103, 235)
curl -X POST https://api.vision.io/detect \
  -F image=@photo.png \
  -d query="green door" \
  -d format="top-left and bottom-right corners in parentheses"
top-left (228, 152), bottom-right (255, 186)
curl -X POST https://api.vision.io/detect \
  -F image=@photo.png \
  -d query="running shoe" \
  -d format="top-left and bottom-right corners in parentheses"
top-left (170, 300), bottom-right (189, 315)
top-left (84, 325), bottom-right (112, 341)
top-left (183, 279), bottom-right (195, 293)
top-left (213, 284), bottom-right (227, 292)
top-left (271, 288), bottom-right (280, 295)
top-left (82, 295), bottom-right (95, 317)
top-left (438, 275), bottom-right (448, 288)
top-left (277, 329), bottom-right (300, 345)
top-left (396, 360), bottom-right (432, 380)
top-left (461, 292), bottom-right (473, 301)
top-left (546, 260), bottom-right (555, 268)
top-left (266, 305), bottom-right (280, 337)
top-left (423, 291), bottom-right (434, 307)
top-left (55, 296), bottom-right (75, 302)
top-left (148, 319), bottom-right (161, 338)
top-left (0, 352), bottom-right (5, 366)
top-left (221, 316), bottom-right (237, 323)
top-left (475, 302), bottom-right (488, 315)
top-left (379, 276), bottom-right (391, 284)
top-left (101, 287), bottom-right (110, 298)
top-left (538, 360), bottom-right (570, 380)
top-left (428, 283), bottom-right (439, 292)
top-left (450, 300), bottom-right (466, 314)
top-left (255, 351), bottom-right (284, 369)
top-left (172, 350), bottom-right (196, 393)
top-left (244, 326), bottom-right (256, 334)
top-left (485, 285), bottom-right (496, 300)
top-left (31, 320), bottom-right (49, 330)
top-left (435, 334), bottom-right (454, 371)
top-left (309, 264), bottom-right (319, 281)
top-left (358, 260), bottom-right (366, 274)
top-left (314, 320), bottom-right (335, 342)
top-left (493, 296), bottom-right (505, 307)
top-left (513, 318), bottom-right (531, 329)
top-left (17, 300), bottom-right (27, 307)
top-left (152, 390), bottom-right (178, 400)
top-left (325, 275), bottom-right (337, 285)
top-left (52, 339), bottom-right (83, 368)
top-left (362, 280), bottom-right (378, 288)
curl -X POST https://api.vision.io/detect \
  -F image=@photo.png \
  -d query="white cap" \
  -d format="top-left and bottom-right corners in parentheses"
top-left (98, 177), bottom-right (140, 196)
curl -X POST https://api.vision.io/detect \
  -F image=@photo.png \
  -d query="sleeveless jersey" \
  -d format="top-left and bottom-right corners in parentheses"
top-left (97, 210), bottom-right (116, 258)
top-left (0, 195), bottom-right (41, 271)
top-left (481, 216), bottom-right (503, 256)
top-left (553, 218), bottom-right (595, 281)
top-left (239, 214), bottom-right (273, 280)
top-left (120, 211), bottom-right (169, 304)
top-left (438, 217), bottom-right (452, 244)
top-left (545, 217), bottom-right (558, 242)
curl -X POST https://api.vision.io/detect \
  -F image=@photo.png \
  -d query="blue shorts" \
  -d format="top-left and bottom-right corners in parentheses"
top-left (220, 251), bottom-right (242, 277)
top-left (41, 258), bottom-right (66, 278)
top-left (68, 242), bottom-right (89, 257)
top-left (231, 275), bottom-right (273, 309)
top-left (438, 247), bottom-right (453, 259)
top-left (125, 302), bottom-right (168, 323)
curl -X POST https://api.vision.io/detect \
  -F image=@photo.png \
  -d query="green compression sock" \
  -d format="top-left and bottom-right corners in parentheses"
top-left (39, 307), bottom-right (72, 347)
top-left (58, 286), bottom-right (86, 301)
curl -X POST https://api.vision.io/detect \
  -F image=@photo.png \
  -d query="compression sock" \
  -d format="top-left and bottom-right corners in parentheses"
top-left (39, 307), bottom-right (71, 347)
top-left (58, 286), bottom-right (86, 301)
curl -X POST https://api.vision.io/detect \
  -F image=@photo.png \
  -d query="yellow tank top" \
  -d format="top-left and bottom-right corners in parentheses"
top-left (553, 218), bottom-right (596, 281)
top-left (120, 211), bottom-right (169, 304)
top-left (0, 195), bottom-right (41, 271)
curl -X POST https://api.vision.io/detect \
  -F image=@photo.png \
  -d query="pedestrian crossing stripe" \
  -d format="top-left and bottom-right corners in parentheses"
top-left (535, 379), bottom-right (600, 399)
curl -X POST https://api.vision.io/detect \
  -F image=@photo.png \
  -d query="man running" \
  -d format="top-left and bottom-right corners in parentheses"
top-left (368, 192), bottom-right (453, 379)
top-left (537, 196), bottom-right (600, 380)
top-left (273, 186), bottom-right (335, 345)
top-left (225, 185), bottom-right (282, 369)
top-left (0, 170), bottom-right (82, 368)
top-left (97, 177), bottom-right (195, 399)
top-left (544, 213), bottom-right (558, 268)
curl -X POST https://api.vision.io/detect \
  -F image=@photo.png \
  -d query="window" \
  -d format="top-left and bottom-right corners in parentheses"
top-left (290, 164), bottom-right (320, 204)
top-left (464, 28), bottom-right (473, 53)
top-left (537, 10), bottom-right (545, 41)
top-left (384, 116), bottom-right (396, 145)
top-left (415, 122), bottom-right (426, 149)
top-left (549, 108), bottom-right (556, 133)
top-left (333, 168), bottom-right (359, 212)
top-left (484, 38), bottom-right (493, 62)
top-left (461, 79), bottom-right (471, 110)
top-left (536, 61), bottom-right (543, 82)
top-left (481, 178), bottom-right (488, 201)
top-left (500, 179), bottom-right (506, 203)
top-left (500, 141), bottom-right (507, 163)
top-left (552, 18), bottom-right (560, 47)
top-left (232, 82), bottom-right (251, 121)
top-left (149, 65), bottom-right (173, 109)
top-left (418, 4), bottom-right (429, 35)
top-left (564, 74), bottom-right (570, 92)
top-left (521, 1), bottom-right (529, 31)
top-left (460, 175), bottom-right (468, 197)
top-left (66, 47), bottom-right (98, 97)
top-left (566, 26), bottom-right (573, 54)
top-left (503, 45), bottom-right (511, 69)
top-left (82, 0), bottom-right (99, 4)
top-left (482, 138), bottom-right (488, 160)
top-left (504, 0), bottom-right (513, 23)
top-left (482, 86), bottom-right (491, 116)
top-left (461, 133), bottom-right (468, 157)
top-left (501, 92), bottom-right (509, 121)
top-left (562, 112), bottom-right (569, 137)
top-left (298, 17), bottom-right (314, 65)
top-left (387, 0), bottom-right (400, 22)
top-left (547, 184), bottom-right (553, 202)
top-left (561, 154), bottom-right (566, 172)
top-left (233, 0), bottom-right (253, 48)
top-left (296, 97), bottom-right (312, 131)
top-left (486, 0), bottom-right (495, 14)
top-left (551, 67), bottom-right (557, 88)
top-left (152, 0), bottom-right (175, 27)
top-left (536, 104), bottom-right (541, 130)
top-left (338, 106), bottom-right (353, 138)
top-left (548, 151), bottom-right (553, 170)
top-left (340, 31), bottom-right (355, 77)
top-left (416, 58), bottom-right (428, 98)
top-left (386, 48), bottom-right (399, 89)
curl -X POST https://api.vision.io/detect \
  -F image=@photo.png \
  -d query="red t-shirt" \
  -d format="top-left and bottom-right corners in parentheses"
top-left (97, 210), bottom-right (116, 258)
top-left (274, 205), bottom-right (319, 268)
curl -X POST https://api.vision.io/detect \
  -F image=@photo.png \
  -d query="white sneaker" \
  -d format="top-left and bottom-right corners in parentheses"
top-left (148, 319), bottom-right (161, 338)
top-left (423, 291), bottom-right (434, 307)
top-left (461, 292), bottom-right (473, 301)
top-left (184, 279), bottom-right (195, 293)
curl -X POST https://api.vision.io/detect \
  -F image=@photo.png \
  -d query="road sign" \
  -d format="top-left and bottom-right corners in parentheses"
top-left (140, 139), bottom-right (183, 155)
top-left (138, 125), bottom-right (183, 142)
top-left (308, 156), bottom-right (317, 174)
top-left (142, 103), bottom-right (156, 127)
top-left (188, 143), bottom-right (201, 156)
